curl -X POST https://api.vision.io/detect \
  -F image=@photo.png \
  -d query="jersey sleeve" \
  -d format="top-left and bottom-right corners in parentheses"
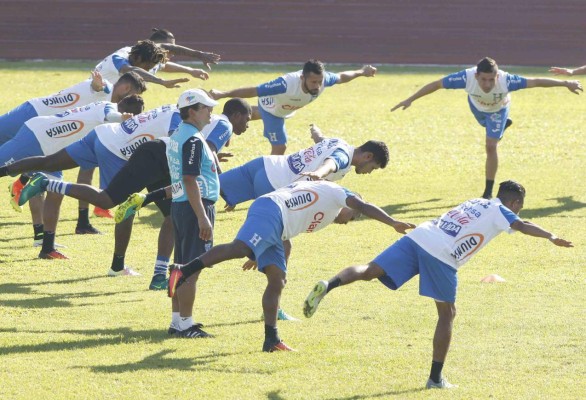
top-left (505, 73), bottom-right (528, 91)
top-left (103, 80), bottom-right (113, 94)
top-left (442, 70), bottom-right (467, 89)
top-left (104, 101), bottom-right (124, 123)
top-left (495, 204), bottom-right (520, 231)
top-left (257, 77), bottom-right (288, 96)
top-left (326, 148), bottom-right (350, 172)
top-left (324, 72), bottom-right (340, 87)
top-left (111, 55), bottom-right (131, 72)
top-left (181, 136), bottom-right (203, 176)
top-left (205, 120), bottom-right (231, 152)
top-left (168, 112), bottom-right (182, 135)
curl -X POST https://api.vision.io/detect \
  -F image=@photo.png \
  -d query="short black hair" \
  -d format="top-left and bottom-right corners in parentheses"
top-left (357, 140), bottom-right (389, 168)
top-left (223, 98), bottom-right (251, 117)
top-left (117, 94), bottom-right (145, 115)
top-left (496, 180), bottom-right (526, 203)
top-left (130, 40), bottom-right (168, 66)
top-left (179, 103), bottom-right (206, 120)
top-left (149, 28), bottom-right (175, 43)
top-left (477, 57), bottom-right (498, 74)
top-left (302, 59), bottom-right (325, 76)
top-left (116, 71), bottom-right (147, 94)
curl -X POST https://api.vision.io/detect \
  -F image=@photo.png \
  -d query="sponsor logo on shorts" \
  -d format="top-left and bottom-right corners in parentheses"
top-left (42, 93), bottom-right (80, 108)
top-left (119, 133), bottom-right (155, 157)
top-left (45, 120), bottom-right (85, 138)
top-left (284, 189), bottom-right (319, 211)
top-left (306, 211), bottom-right (324, 233)
top-left (450, 233), bottom-right (484, 261)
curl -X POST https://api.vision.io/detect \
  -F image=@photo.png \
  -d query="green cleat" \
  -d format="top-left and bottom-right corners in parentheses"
top-left (149, 274), bottom-right (169, 291)
top-left (303, 280), bottom-right (328, 318)
top-left (115, 193), bottom-right (145, 223)
top-left (19, 173), bottom-right (48, 206)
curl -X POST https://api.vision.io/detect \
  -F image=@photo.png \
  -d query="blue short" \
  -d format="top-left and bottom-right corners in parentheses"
top-left (468, 98), bottom-right (510, 140)
top-left (373, 236), bottom-right (458, 303)
top-left (235, 197), bottom-right (286, 272)
top-left (0, 125), bottom-right (62, 179)
top-left (0, 101), bottom-right (38, 145)
top-left (258, 103), bottom-right (287, 145)
top-left (219, 157), bottom-right (275, 207)
top-left (66, 130), bottom-right (127, 189)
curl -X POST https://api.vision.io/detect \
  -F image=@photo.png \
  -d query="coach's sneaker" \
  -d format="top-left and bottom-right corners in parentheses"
top-left (115, 193), bottom-right (145, 223)
top-left (149, 274), bottom-right (168, 291)
top-left (262, 339), bottom-right (296, 352)
top-left (426, 378), bottom-right (457, 389)
top-left (107, 266), bottom-right (140, 277)
top-left (38, 249), bottom-right (69, 260)
top-left (167, 265), bottom-right (185, 298)
top-left (33, 239), bottom-right (65, 248)
top-left (9, 179), bottom-right (24, 212)
top-left (167, 324), bottom-right (180, 335)
top-left (19, 173), bottom-right (48, 206)
top-left (303, 280), bottom-right (328, 318)
top-left (94, 206), bottom-right (113, 218)
top-left (176, 323), bottom-right (212, 338)
top-left (75, 224), bottom-right (102, 235)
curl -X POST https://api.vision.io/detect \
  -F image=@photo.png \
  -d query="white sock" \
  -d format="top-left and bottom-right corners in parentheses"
top-left (178, 316), bottom-right (193, 330)
top-left (171, 312), bottom-right (180, 327)
top-left (47, 180), bottom-right (70, 195)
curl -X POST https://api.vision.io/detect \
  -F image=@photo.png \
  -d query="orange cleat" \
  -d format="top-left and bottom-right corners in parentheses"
top-left (9, 179), bottom-right (25, 212)
top-left (38, 250), bottom-right (69, 260)
top-left (93, 207), bottom-right (113, 218)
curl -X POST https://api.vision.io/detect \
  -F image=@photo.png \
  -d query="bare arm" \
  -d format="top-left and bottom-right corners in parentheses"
top-left (299, 159), bottom-right (337, 181)
top-left (525, 78), bottom-right (582, 94)
top-left (346, 196), bottom-right (416, 234)
top-left (549, 65), bottom-right (586, 76)
top-left (391, 79), bottom-right (444, 111)
top-left (161, 61), bottom-right (209, 81)
top-left (510, 220), bottom-right (573, 247)
top-left (309, 124), bottom-right (326, 143)
top-left (90, 70), bottom-right (105, 92)
top-left (337, 65), bottom-right (377, 84)
top-left (183, 177), bottom-right (213, 241)
top-left (118, 64), bottom-right (189, 88)
top-left (209, 86), bottom-right (258, 100)
top-left (159, 43), bottom-right (221, 70)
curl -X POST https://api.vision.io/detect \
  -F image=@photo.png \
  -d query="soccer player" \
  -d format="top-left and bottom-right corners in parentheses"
top-left (302, 180), bottom-right (573, 389)
top-left (166, 180), bottom-right (415, 346)
top-left (391, 57), bottom-right (583, 199)
top-left (210, 59), bottom-right (377, 155)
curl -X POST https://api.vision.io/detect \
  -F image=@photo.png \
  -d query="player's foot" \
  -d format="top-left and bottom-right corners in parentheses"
top-left (149, 274), bottom-right (169, 290)
top-left (107, 267), bottom-right (140, 277)
top-left (93, 206), bottom-right (113, 218)
top-left (262, 308), bottom-right (300, 321)
top-left (38, 249), bottom-right (69, 260)
top-left (33, 239), bottom-right (65, 248)
top-left (167, 324), bottom-right (179, 335)
top-left (75, 224), bottom-right (102, 235)
top-left (262, 339), bottom-right (296, 352)
top-left (18, 173), bottom-right (48, 206)
top-left (303, 280), bottom-right (328, 318)
top-left (175, 323), bottom-right (212, 338)
top-left (9, 179), bottom-right (25, 212)
top-left (425, 378), bottom-right (457, 389)
top-left (167, 265), bottom-right (185, 298)
top-left (504, 118), bottom-right (513, 131)
top-left (115, 193), bottom-right (145, 223)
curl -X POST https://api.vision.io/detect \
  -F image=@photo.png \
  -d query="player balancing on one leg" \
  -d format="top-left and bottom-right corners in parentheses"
top-left (391, 57), bottom-right (582, 199)
top-left (166, 180), bottom-right (416, 348)
top-left (303, 180), bottom-right (573, 389)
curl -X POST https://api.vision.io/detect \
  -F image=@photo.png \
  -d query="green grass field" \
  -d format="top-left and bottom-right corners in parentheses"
top-left (0, 62), bottom-right (584, 399)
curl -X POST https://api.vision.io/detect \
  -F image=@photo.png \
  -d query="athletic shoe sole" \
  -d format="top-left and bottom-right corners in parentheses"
top-left (303, 280), bottom-right (328, 318)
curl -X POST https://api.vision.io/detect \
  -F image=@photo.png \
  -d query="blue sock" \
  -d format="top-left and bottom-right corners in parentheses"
top-left (47, 180), bottom-right (70, 195)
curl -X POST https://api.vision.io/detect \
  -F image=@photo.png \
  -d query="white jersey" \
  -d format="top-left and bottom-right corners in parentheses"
top-left (25, 101), bottom-right (120, 155)
top-left (256, 70), bottom-right (339, 118)
top-left (94, 46), bottom-right (162, 84)
top-left (264, 181), bottom-right (353, 240)
top-left (201, 114), bottom-right (233, 152)
top-left (28, 79), bottom-right (114, 116)
top-left (263, 138), bottom-right (354, 189)
top-left (408, 198), bottom-right (520, 269)
top-left (96, 104), bottom-right (180, 161)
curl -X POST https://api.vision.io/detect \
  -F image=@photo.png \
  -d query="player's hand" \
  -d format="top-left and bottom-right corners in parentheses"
top-left (162, 78), bottom-right (189, 88)
top-left (309, 124), bottom-right (325, 142)
top-left (217, 152), bottom-right (233, 162)
top-left (242, 259), bottom-right (257, 271)
top-left (224, 203), bottom-right (236, 212)
top-left (361, 65), bottom-right (377, 77)
top-left (391, 99), bottom-right (412, 112)
top-left (200, 52), bottom-right (221, 70)
top-left (120, 113), bottom-right (133, 121)
top-left (565, 80), bottom-right (583, 94)
top-left (90, 70), bottom-right (104, 92)
top-left (190, 68), bottom-right (209, 80)
top-left (549, 67), bottom-right (573, 76)
top-left (299, 171), bottom-right (323, 181)
top-left (549, 236), bottom-right (574, 247)
top-left (391, 220), bottom-right (417, 234)
top-left (209, 89), bottom-right (224, 100)
top-left (198, 216), bottom-right (213, 241)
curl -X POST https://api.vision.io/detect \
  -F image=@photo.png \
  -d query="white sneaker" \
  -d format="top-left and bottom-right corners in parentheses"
top-left (303, 280), bottom-right (328, 318)
top-left (33, 239), bottom-right (66, 248)
top-left (107, 267), bottom-right (141, 277)
top-left (426, 378), bottom-right (457, 389)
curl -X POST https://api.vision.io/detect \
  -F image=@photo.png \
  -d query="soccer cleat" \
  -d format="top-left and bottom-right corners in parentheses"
top-left (9, 179), bottom-right (25, 212)
top-left (38, 249), bottom-right (69, 260)
top-left (33, 239), bottom-right (65, 248)
top-left (426, 378), bottom-right (457, 389)
top-left (175, 323), bottom-right (212, 338)
top-left (303, 280), bottom-right (328, 318)
top-left (107, 266), bottom-right (141, 277)
top-left (167, 324), bottom-right (179, 335)
top-left (93, 206), bottom-right (113, 218)
top-left (167, 265), bottom-right (185, 298)
top-left (115, 193), bottom-right (145, 223)
top-left (75, 224), bottom-right (102, 235)
top-left (262, 308), bottom-right (300, 321)
top-left (18, 173), bottom-right (48, 206)
top-left (262, 339), bottom-right (296, 352)
top-left (149, 274), bottom-right (169, 290)
top-left (504, 118), bottom-right (513, 131)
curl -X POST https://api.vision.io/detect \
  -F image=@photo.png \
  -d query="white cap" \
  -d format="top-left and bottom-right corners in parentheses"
top-left (177, 89), bottom-right (218, 109)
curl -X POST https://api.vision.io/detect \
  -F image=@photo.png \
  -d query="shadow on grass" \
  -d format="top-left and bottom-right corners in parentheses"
top-left (207, 318), bottom-right (263, 328)
top-left (0, 274), bottom-right (111, 295)
top-left (520, 196), bottom-right (586, 219)
top-left (0, 290), bottom-right (141, 309)
top-left (326, 387), bottom-right (425, 399)
top-left (267, 390), bottom-right (286, 400)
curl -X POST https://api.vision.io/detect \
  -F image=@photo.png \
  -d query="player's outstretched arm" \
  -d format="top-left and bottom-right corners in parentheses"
top-left (209, 87), bottom-right (258, 100)
top-left (300, 159), bottom-right (337, 181)
top-left (337, 65), bottom-right (377, 83)
top-left (391, 79), bottom-right (444, 111)
top-left (158, 43), bottom-right (221, 70)
top-left (525, 78), bottom-right (583, 94)
top-left (161, 62), bottom-right (209, 80)
top-left (119, 65), bottom-right (189, 88)
top-left (309, 124), bottom-right (327, 143)
top-left (346, 196), bottom-right (416, 234)
top-left (549, 65), bottom-right (586, 76)
top-left (510, 220), bottom-right (573, 247)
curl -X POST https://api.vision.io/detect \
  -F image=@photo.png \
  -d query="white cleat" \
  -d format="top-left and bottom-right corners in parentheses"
top-left (426, 378), bottom-right (457, 389)
top-left (107, 267), bottom-right (141, 277)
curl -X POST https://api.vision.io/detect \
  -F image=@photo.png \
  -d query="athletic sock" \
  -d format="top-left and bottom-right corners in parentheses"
top-left (171, 312), bottom-right (181, 327)
top-left (154, 255), bottom-right (170, 276)
top-left (264, 325), bottom-right (280, 344)
top-left (429, 360), bottom-right (444, 384)
top-left (0, 166), bottom-right (8, 177)
top-left (46, 180), bottom-right (70, 195)
top-left (143, 188), bottom-right (167, 206)
top-left (111, 254), bottom-right (125, 272)
top-left (41, 231), bottom-right (56, 254)
top-left (77, 208), bottom-right (90, 227)
top-left (482, 180), bottom-right (495, 199)
top-left (19, 175), bottom-right (30, 185)
top-left (326, 277), bottom-right (342, 293)
top-left (33, 224), bottom-right (44, 241)
top-left (178, 316), bottom-right (193, 331)
top-left (181, 258), bottom-right (205, 278)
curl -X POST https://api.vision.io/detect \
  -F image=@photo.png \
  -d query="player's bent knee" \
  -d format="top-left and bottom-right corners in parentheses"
top-left (364, 262), bottom-right (385, 281)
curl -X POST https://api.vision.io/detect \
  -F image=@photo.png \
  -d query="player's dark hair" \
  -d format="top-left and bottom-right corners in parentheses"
top-left (149, 28), bottom-right (175, 43)
top-left (477, 57), bottom-right (498, 74)
top-left (496, 180), bottom-right (526, 203)
top-left (303, 59), bottom-right (325, 76)
top-left (117, 94), bottom-right (145, 115)
top-left (116, 71), bottom-right (147, 94)
top-left (129, 40), bottom-right (169, 66)
top-left (223, 98), bottom-right (251, 117)
top-left (357, 140), bottom-right (389, 168)
top-left (179, 103), bottom-right (206, 120)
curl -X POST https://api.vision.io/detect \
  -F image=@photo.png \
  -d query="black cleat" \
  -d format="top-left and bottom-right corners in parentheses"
top-left (175, 323), bottom-right (212, 338)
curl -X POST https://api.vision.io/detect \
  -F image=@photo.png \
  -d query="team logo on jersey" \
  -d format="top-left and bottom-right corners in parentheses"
top-left (306, 211), bottom-right (324, 233)
top-left (287, 153), bottom-right (306, 174)
top-left (42, 93), bottom-right (81, 108)
top-left (45, 120), bottom-right (85, 138)
top-left (119, 134), bottom-right (155, 157)
top-left (260, 97), bottom-right (275, 109)
top-left (438, 218), bottom-right (462, 237)
top-left (284, 189), bottom-right (319, 211)
top-left (450, 233), bottom-right (485, 261)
